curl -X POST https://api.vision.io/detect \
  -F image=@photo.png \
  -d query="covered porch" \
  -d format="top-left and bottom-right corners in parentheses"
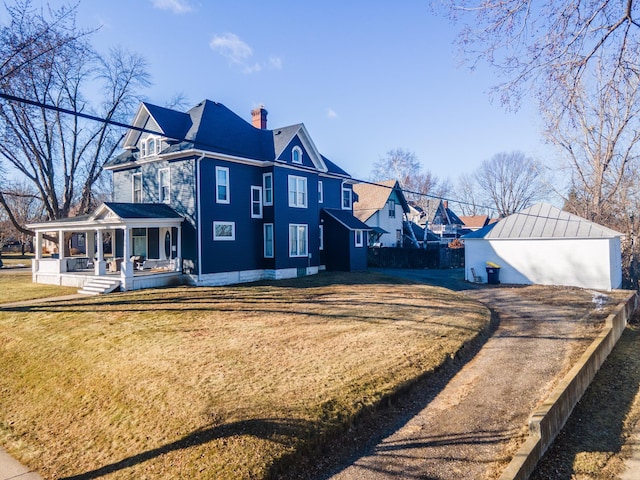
top-left (27, 203), bottom-right (185, 292)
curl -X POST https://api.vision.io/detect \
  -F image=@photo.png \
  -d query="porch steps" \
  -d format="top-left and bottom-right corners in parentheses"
top-left (78, 278), bottom-right (121, 295)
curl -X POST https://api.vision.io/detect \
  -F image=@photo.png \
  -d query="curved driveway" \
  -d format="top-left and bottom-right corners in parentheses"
top-left (329, 268), bottom-right (600, 480)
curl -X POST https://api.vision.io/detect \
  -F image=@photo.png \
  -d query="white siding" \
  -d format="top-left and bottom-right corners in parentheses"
top-left (465, 237), bottom-right (622, 291)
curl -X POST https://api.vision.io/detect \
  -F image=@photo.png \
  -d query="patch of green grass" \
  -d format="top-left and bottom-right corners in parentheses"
top-left (531, 319), bottom-right (640, 479)
top-left (0, 271), bottom-right (77, 304)
top-left (0, 271), bottom-right (490, 479)
top-left (0, 252), bottom-right (33, 268)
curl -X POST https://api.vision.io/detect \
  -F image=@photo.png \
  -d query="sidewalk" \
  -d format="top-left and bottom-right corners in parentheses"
top-left (0, 447), bottom-right (42, 480)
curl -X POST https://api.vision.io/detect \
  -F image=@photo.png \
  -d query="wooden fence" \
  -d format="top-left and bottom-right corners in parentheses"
top-left (367, 246), bottom-right (465, 269)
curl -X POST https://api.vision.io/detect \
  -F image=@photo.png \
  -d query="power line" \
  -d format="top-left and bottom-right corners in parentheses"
top-left (0, 90), bottom-right (493, 212)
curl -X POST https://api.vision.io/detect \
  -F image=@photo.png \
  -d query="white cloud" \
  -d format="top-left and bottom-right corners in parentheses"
top-left (327, 108), bottom-right (338, 119)
top-left (210, 33), bottom-right (254, 65)
top-left (210, 33), bottom-right (282, 75)
top-left (269, 56), bottom-right (283, 70)
top-left (151, 0), bottom-right (193, 14)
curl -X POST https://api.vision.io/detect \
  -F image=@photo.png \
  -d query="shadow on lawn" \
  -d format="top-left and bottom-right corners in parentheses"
top-left (60, 417), bottom-right (315, 480)
top-left (530, 322), bottom-right (640, 479)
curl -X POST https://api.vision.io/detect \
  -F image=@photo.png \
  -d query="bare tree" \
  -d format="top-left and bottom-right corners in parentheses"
top-left (549, 59), bottom-right (640, 224)
top-left (370, 148), bottom-right (450, 210)
top-left (442, 0), bottom-right (640, 110)
top-left (455, 172), bottom-right (490, 217)
top-left (474, 151), bottom-right (549, 217)
top-left (0, 1), bottom-right (150, 234)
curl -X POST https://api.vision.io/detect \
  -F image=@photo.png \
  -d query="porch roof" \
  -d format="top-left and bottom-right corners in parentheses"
top-left (27, 202), bottom-right (184, 232)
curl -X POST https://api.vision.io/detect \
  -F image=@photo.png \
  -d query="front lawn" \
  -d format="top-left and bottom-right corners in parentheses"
top-left (0, 271), bottom-right (490, 479)
top-left (0, 271), bottom-right (77, 304)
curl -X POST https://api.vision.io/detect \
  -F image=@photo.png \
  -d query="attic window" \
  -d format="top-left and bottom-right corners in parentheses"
top-left (141, 136), bottom-right (161, 158)
top-left (292, 146), bottom-right (303, 164)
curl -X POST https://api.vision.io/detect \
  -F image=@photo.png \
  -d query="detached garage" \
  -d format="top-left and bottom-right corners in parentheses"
top-left (463, 203), bottom-right (623, 291)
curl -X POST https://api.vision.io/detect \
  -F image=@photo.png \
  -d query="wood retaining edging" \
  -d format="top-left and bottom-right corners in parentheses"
top-left (499, 290), bottom-right (639, 480)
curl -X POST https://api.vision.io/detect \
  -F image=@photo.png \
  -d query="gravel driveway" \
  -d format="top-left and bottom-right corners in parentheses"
top-left (325, 268), bottom-right (617, 480)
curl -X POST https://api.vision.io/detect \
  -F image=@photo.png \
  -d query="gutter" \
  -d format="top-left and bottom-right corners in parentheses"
top-left (195, 151), bottom-right (206, 281)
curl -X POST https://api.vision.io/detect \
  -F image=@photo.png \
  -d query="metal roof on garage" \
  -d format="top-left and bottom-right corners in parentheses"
top-left (463, 203), bottom-right (622, 240)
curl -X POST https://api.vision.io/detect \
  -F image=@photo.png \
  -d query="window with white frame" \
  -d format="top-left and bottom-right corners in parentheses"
top-left (159, 168), bottom-right (170, 203)
top-left (355, 229), bottom-right (364, 247)
top-left (388, 199), bottom-right (396, 218)
top-left (132, 173), bottom-right (142, 203)
top-left (342, 184), bottom-right (352, 209)
top-left (319, 225), bottom-right (324, 250)
top-left (288, 175), bottom-right (307, 208)
top-left (264, 223), bottom-right (274, 258)
top-left (292, 146), bottom-right (303, 164)
top-left (216, 166), bottom-right (230, 204)
top-left (251, 186), bottom-right (263, 218)
top-left (213, 221), bottom-right (235, 241)
top-left (289, 224), bottom-right (308, 257)
top-left (263, 172), bottom-right (273, 206)
top-left (141, 136), bottom-right (161, 158)
top-left (318, 180), bottom-right (323, 203)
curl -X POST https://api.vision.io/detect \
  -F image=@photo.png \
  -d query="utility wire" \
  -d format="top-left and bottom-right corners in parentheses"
top-left (0, 90), bottom-right (495, 214)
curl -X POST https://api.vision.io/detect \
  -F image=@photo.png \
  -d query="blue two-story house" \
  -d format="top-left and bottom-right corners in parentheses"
top-left (28, 100), bottom-right (370, 291)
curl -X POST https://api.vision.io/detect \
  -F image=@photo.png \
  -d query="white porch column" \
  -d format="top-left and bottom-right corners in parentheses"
top-left (58, 229), bottom-right (67, 273)
top-left (32, 231), bottom-right (42, 278)
top-left (175, 225), bottom-right (182, 272)
top-left (95, 229), bottom-right (106, 275)
top-left (121, 226), bottom-right (133, 290)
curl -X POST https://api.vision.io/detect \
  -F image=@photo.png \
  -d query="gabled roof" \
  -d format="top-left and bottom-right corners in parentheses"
top-left (463, 203), bottom-right (623, 240)
top-left (352, 180), bottom-right (409, 222)
top-left (93, 203), bottom-right (183, 220)
top-left (27, 203), bottom-right (184, 231)
top-left (322, 209), bottom-right (372, 231)
top-left (459, 215), bottom-right (490, 229)
top-left (106, 100), bottom-right (347, 177)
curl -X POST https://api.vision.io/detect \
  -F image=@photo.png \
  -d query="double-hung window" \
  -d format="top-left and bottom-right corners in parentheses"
top-left (264, 223), bottom-right (274, 258)
top-left (216, 166), bottom-right (230, 204)
top-left (355, 230), bottom-right (364, 247)
top-left (263, 173), bottom-right (273, 206)
top-left (289, 224), bottom-right (308, 257)
top-left (388, 199), bottom-right (396, 218)
top-left (342, 185), bottom-right (352, 209)
top-left (132, 173), bottom-right (142, 203)
top-left (159, 168), bottom-right (170, 203)
top-left (288, 175), bottom-right (307, 208)
top-left (251, 186), bottom-right (263, 218)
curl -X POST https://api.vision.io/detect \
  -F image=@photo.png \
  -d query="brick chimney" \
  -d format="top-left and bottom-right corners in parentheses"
top-left (251, 105), bottom-right (268, 129)
top-left (443, 200), bottom-right (448, 209)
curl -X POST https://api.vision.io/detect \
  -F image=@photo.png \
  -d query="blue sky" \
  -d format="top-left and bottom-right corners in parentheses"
top-left (67, 0), bottom-right (552, 183)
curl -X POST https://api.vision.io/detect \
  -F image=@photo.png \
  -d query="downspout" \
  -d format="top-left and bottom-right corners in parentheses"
top-left (196, 151), bottom-right (206, 282)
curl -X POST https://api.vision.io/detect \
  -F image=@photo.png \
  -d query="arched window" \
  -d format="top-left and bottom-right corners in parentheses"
top-left (292, 146), bottom-right (303, 164)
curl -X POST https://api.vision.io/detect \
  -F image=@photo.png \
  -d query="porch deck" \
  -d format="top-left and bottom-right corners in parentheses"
top-left (33, 260), bottom-right (184, 292)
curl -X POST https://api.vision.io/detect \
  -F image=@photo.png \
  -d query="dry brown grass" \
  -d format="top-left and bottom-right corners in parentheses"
top-left (532, 316), bottom-right (640, 480)
top-left (0, 270), bottom-right (77, 303)
top-left (0, 271), bottom-right (490, 479)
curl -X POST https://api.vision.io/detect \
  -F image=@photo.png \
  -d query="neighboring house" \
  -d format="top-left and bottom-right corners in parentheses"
top-left (28, 100), bottom-right (370, 291)
top-left (459, 215), bottom-right (492, 232)
top-left (463, 203), bottom-right (623, 291)
top-left (353, 180), bottom-right (410, 247)
top-left (403, 222), bottom-right (442, 248)
top-left (411, 200), bottom-right (464, 241)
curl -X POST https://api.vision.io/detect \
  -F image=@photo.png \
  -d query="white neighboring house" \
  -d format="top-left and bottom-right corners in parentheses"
top-left (353, 180), bottom-right (409, 247)
top-left (463, 203), bottom-right (623, 291)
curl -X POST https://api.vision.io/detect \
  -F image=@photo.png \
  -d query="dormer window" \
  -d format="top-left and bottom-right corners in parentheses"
top-left (141, 136), bottom-right (161, 158)
top-left (292, 146), bottom-right (303, 164)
